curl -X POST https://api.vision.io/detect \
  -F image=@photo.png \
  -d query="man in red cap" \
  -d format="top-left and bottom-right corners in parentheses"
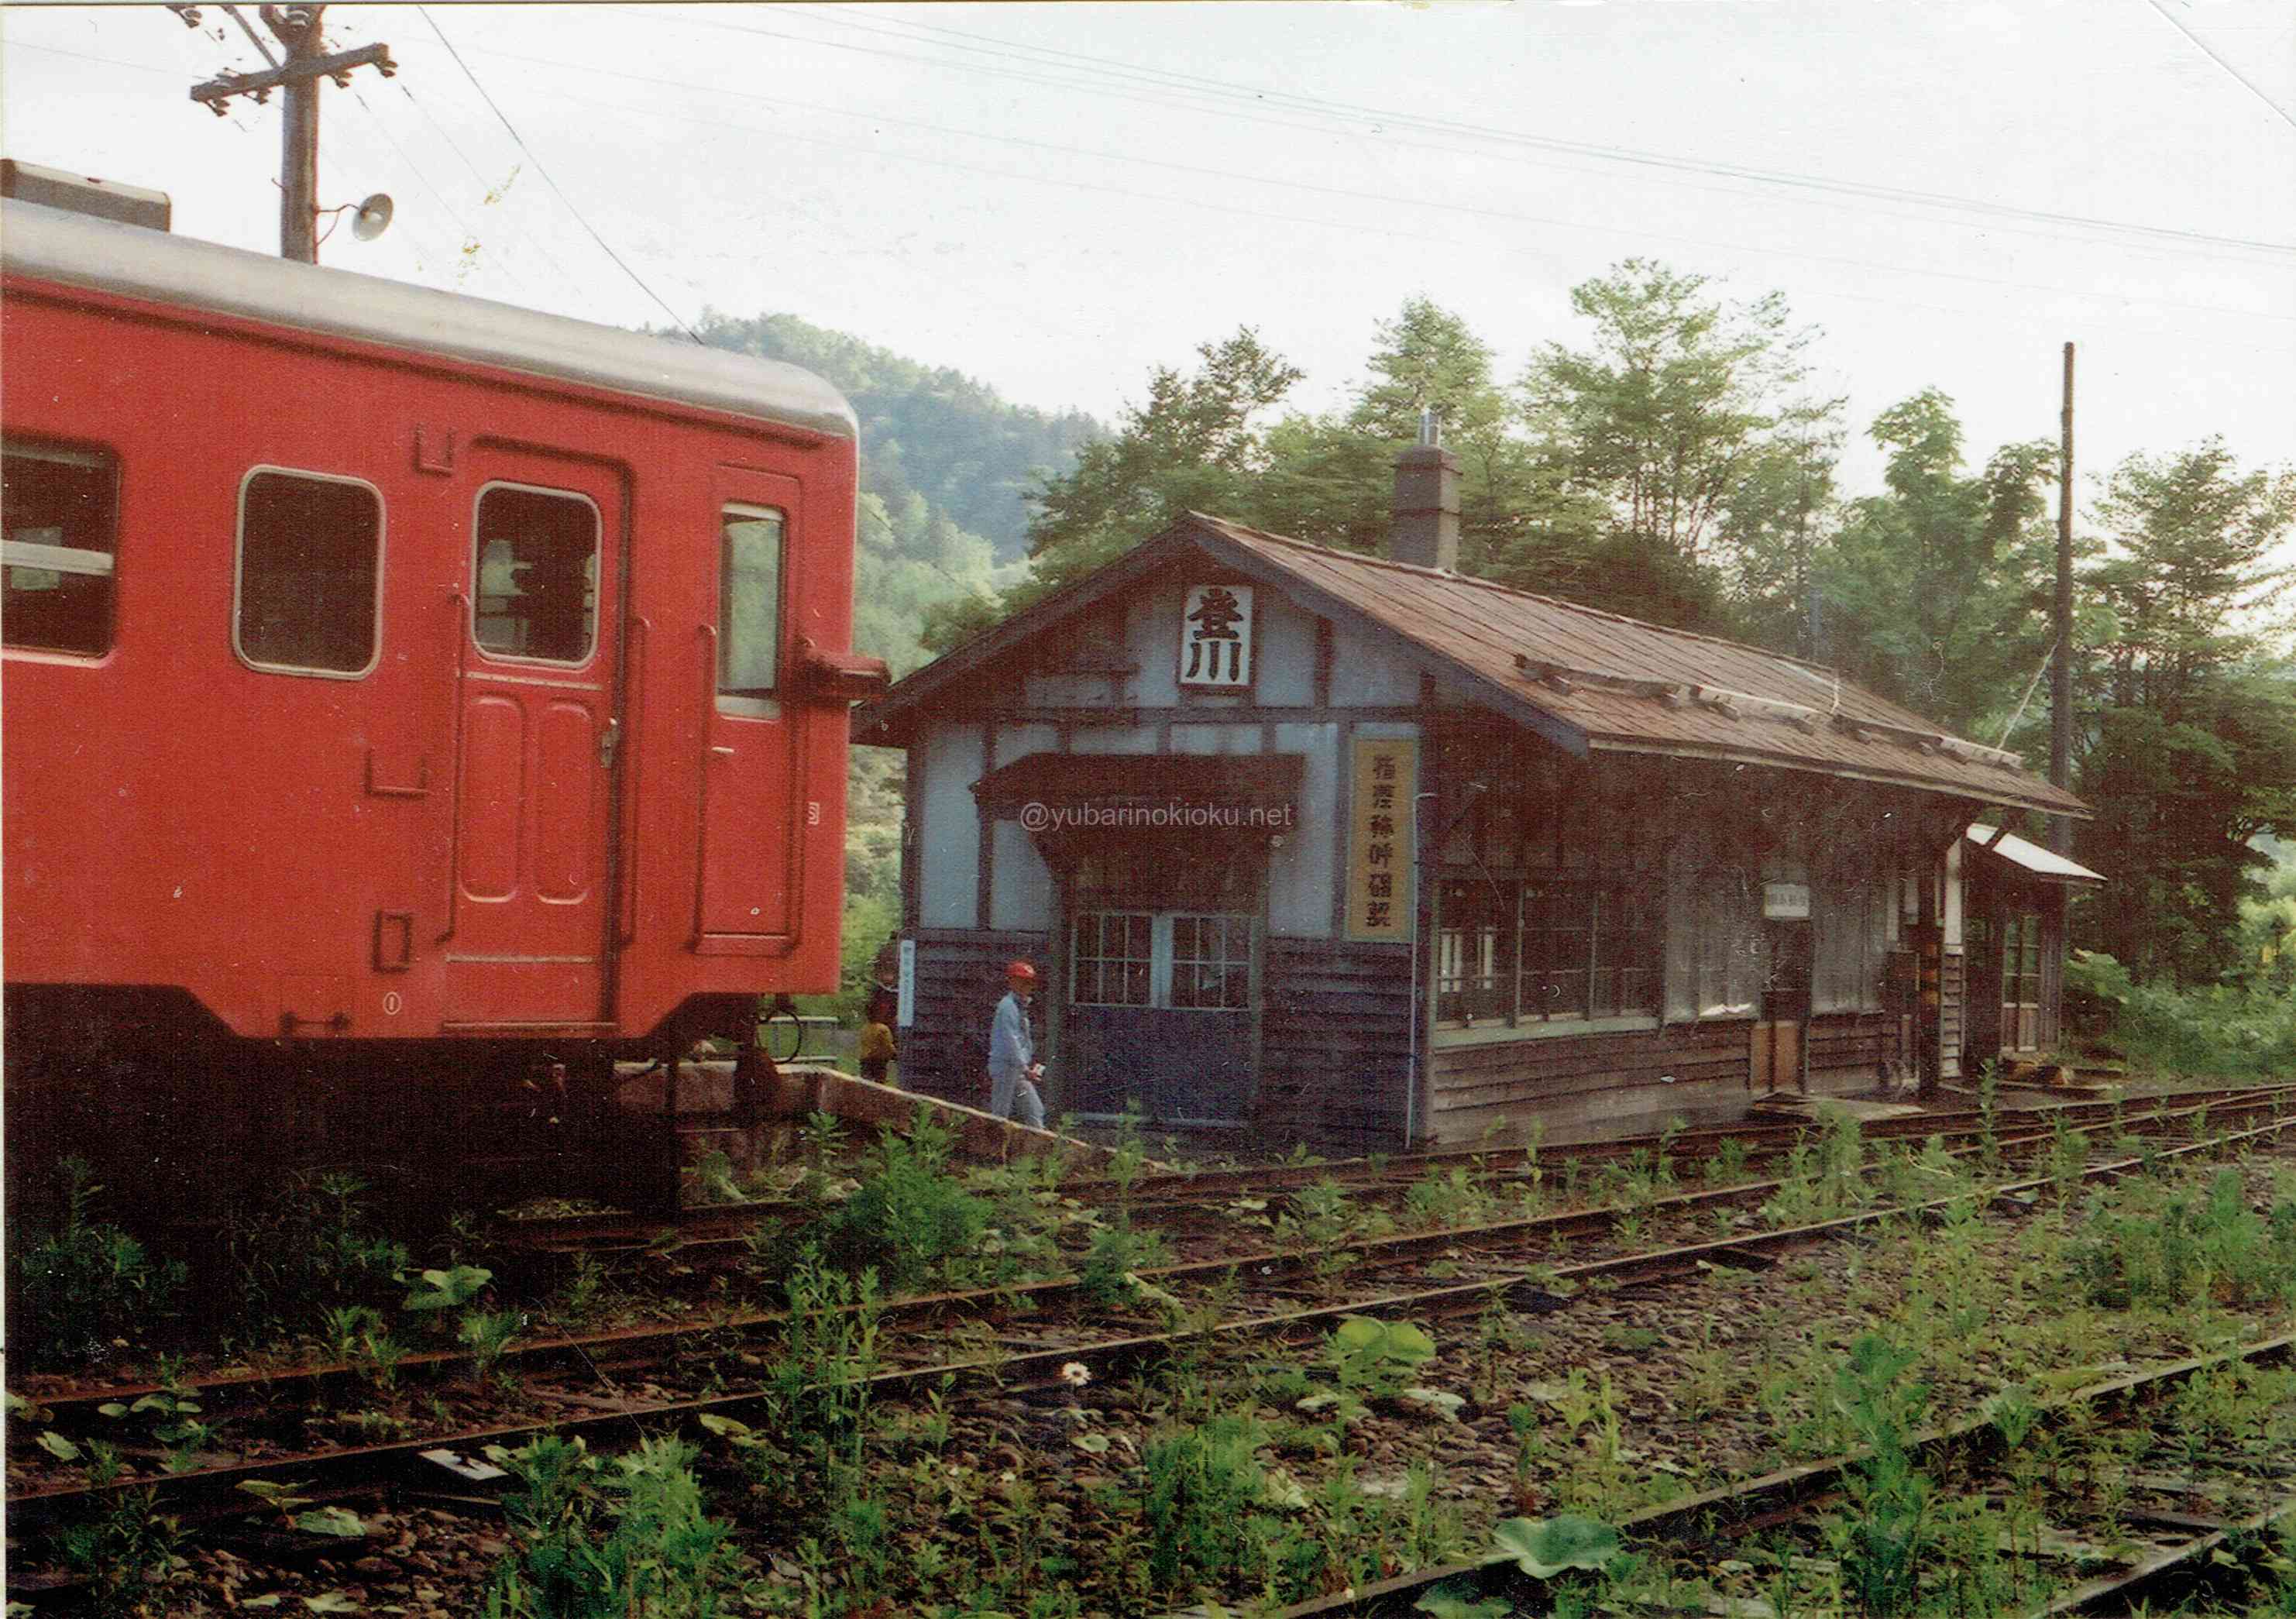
top-left (986, 959), bottom-right (1045, 1129)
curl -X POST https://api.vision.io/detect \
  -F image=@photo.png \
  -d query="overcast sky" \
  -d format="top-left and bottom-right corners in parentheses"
top-left (5, 1), bottom-right (2291, 512)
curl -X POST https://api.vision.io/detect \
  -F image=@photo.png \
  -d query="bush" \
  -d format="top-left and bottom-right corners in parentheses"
top-left (483, 1435), bottom-right (746, 1617)
top-left (816, 1109), bottom-right (990, 1291)
top-left (2065, 950), bottom-right (2296, 1078)
top-left (10, 1158), bottom-right (186, 1365)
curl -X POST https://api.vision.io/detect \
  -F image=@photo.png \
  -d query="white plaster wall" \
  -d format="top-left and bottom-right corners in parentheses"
top-left (917, 724), bottom-right (983, 929)
top-left (1125, 583), bottom-right (1181, 706)
top-left (989, 724), bottom-right (1057, 931)
top-left (1269, 720), bottom-right (1340, 938)
top-left (1328, 623), bottom-right (1419, 706)
top-left (1170, 724), bottom-right (1265, 755)
top-left (1253, 593), bottom-right (1318, 707)
top-left (1069, 726), bottom-right (1161, 755)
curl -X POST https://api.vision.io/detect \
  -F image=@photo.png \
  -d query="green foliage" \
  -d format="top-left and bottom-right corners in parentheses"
top-left (814, 1109), bottom-right (992, 1291)
top-left (483, 1434), bottom-right (746, 1617)
top-left (1487, 1514), bottom-right (1621, 1579)
top-left (403, 1264), bottom-right (493, 1312)
top-left (1141, 1413), bottom-right (1277, 1592)
top-left (2070, 1167), bottom-right (2296, 1310)
top-left (50, 1488), bottom-right (187, 1618)
top-left (2067, 949), bottom-right (2296, 1078)
top-left (1325, 1315), bottom-right (1438, 1397)
top-left (1076, 1219), bottom-right (1172, 1310)
top-left (1820, 1335), bottom-right (1933, 1615)
top-left (225, 1170), bottom-right (410, 1345)
top-left (9, 1157), bottom-right (185, 1366)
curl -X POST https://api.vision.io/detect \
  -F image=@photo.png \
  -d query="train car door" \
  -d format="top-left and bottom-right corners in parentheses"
top-left (445, 449), bottom-right (625, 1029)
top-left (693, 466), bottom-right (804, 950)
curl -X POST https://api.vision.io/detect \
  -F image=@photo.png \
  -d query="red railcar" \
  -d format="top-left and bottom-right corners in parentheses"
top-left (2, 197), bottom-right (883, 1208)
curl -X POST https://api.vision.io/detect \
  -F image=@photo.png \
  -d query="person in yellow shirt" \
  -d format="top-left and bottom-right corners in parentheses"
top-left (858, 978), bottom-right (898, 1084)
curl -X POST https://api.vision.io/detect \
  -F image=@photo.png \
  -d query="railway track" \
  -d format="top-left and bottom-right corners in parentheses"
top-left (11, 1092), bottom-right (2292, 1566)
top-left (1250, 1328), bottom-right (2296, 1618)
top-left (491, 1081), bottom-right (2296, 1263)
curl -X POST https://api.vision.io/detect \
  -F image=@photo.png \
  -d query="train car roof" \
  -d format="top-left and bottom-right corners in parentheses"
top-left (2, 199), bottom-right (857, 442)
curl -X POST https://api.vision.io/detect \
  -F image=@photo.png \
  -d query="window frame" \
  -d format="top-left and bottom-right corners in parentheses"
top-left (468, 479), bottom-right (602, 670)
top-left (231, 463), bottom-right (386, 681)
top-left (715, 500), bottom-right (787, 718)
top-left (3, 436), bottom-right (121, 660)
top-left (1434, 870), bottom-right (1664, 1033)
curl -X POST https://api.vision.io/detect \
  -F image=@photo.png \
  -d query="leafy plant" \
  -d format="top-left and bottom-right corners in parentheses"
top-left (1820, 1335), bottom-right (1933, 1615)
top-left (814, 1109), bottom-right (992, 1290)
top-left (403, 1264), bottom-right (493, 1312)
top-left (225, 1170), bottom-right (410, 1344)
top-left (10, 1157), bottom-right (187, 1365)
top-left (51, 1488), bottom-right (187, 1617)
top-left (1487, 1514), bottom-right (1621, 1579)
top-left (482, 1434), bottom-right (746, 1617)
top-left (1326, 1315), bottom-right (1438, 1397)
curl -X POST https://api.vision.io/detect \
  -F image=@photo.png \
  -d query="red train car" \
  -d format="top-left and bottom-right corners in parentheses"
top-left (2, 195), bottom-right (883, 1209)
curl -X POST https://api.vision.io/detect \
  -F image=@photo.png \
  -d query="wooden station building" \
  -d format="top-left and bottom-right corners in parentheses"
top-left (855, 436), bottom-right (2096, 1151)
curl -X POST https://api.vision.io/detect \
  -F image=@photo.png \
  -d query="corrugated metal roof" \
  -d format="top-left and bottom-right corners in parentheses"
top-left (1966, 824), bottom-right (2108, 885)
top-left (858, 510), bottom-right (2088, 820)
top-left (1191, 514), bottom-right (2087, 818)
top-left (2, 200), bottom-right (856, 442)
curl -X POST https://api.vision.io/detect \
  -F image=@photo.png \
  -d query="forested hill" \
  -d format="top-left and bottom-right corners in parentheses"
top-left (693, 311), bottom-right (1100, 564)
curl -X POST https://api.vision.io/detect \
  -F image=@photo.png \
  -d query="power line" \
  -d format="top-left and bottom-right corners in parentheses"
top-left (627, 2), bottom-right (2296, 260)
top-left (2143, 0), bottom-right (2296, 134)
top-left (415, 5), bottom-right (702, 343)
top-left (460, 54), bottom-right (2296, 333)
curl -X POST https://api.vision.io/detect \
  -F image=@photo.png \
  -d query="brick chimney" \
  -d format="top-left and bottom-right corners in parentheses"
top-left (1390, 407), bottom-right (1459, 572)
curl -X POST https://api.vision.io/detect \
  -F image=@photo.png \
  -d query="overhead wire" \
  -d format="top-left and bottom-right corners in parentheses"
top-left (414, 5), bottom-right (704, 343)
top-left (452, 43), bottom-right (2296, 335)
top-left (2142, 0), bottom-right (2296, 134)
top-left (628, 2), bottom-right (2296, 260)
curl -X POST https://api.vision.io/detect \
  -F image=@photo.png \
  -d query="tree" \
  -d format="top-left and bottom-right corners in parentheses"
top-left (1019, 328), bottom-right (1303, 597)
top-left (1518, 260), bottom-right (1843, 608)
top-left (2074, 442), bottom-right (2296, 985)
top-left (1817, 390), bottom-right (2059, 736)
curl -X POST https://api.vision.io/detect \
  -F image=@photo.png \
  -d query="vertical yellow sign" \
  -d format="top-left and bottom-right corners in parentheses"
top-left (1345, 735), bottom-right (1417, 943)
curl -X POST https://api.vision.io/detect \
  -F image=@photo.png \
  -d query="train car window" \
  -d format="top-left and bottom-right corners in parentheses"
top-left (717, 503), bottom-right (784, 709)
top-left (2, 439), bottom-right (119, 657)
top-left (473, 485), bottom-right (598, 664)
top-left (235, 469), bottom-right (382, 676)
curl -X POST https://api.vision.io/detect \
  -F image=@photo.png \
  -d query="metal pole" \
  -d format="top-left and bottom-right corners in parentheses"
top-left (2050, 342), bottom-right (2075, 853)
top-left (277, 5), bottom-right (322, 262)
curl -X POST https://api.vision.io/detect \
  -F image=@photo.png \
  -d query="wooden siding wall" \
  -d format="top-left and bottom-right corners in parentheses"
top-left (1807, 1012), bottom-right (1902, 1095)
top-left (1428, 1018), bottom-right (1750, 1146)
top-left (1259, 939), bottom-right (1414, 1153)
top-left (899, 930), bottom-right (1050, 1109)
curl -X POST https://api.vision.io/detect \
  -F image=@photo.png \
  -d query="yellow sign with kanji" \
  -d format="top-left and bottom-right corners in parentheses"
top-left (1345, 735), bottom-right (1417, 942)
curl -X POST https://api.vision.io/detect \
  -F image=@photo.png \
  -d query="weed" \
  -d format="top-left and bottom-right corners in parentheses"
top-left (459, 1308), bottom-right (524, 1387)
top-left (815, 1109), bottom-right (992, 1291)
top-left (1819, 1335), bottom-right (1933, 1615)
top-left (482, 1434), bottom-right (748, 1617)
top-left (50, 1488), bottom-right (187, 1617)
top-left (9, 1157), bottom-right (187, 1365)
top-left (225, 1170), bottom-right (410, 1345)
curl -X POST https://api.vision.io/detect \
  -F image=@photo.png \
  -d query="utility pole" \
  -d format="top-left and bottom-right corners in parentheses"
top-left (2050, 342), bottom-right (2075, 854)
top-left (183, 5), bottom-right (394, 263)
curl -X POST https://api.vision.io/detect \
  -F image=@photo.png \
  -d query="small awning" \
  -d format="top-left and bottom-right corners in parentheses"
top-left (1966, 823), bottom-right (2107, 886)
top-left (973, 751), bottom-right (1303, 838)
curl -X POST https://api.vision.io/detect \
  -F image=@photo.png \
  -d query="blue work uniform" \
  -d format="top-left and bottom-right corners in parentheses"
top-left (987, 990), bottom-right (1045, 1129)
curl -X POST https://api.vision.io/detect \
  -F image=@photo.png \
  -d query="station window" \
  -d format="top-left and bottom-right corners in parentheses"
top-left (474, 485), bottom-right (597, 664)
top-left (235, 469), bottom-right (382, 675)
top-left (1170, 913), bottom-right (1252, 1010)
top-left (718, 504), bottom-right (784, 708)
top-left (1071, 912), bottom-right (1154, 1008)
top-left (3, 439), bottom-right (119, 656)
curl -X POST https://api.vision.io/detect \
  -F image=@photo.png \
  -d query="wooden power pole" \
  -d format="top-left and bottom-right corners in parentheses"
top-left (2051, 342), bottom-right (2075, 853)
top-left (185, 5), bottom-right (394, 263)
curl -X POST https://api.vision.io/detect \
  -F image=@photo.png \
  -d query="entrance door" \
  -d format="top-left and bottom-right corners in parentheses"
top-left (694, 469), bottom-right (803, 950)
top-left (1065, 909), bottom-right (1255, 1124)
top-left (1752, 919), bottom-right (1812, 1093)
top-left (445, 449), bottom-right (623, 1029)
